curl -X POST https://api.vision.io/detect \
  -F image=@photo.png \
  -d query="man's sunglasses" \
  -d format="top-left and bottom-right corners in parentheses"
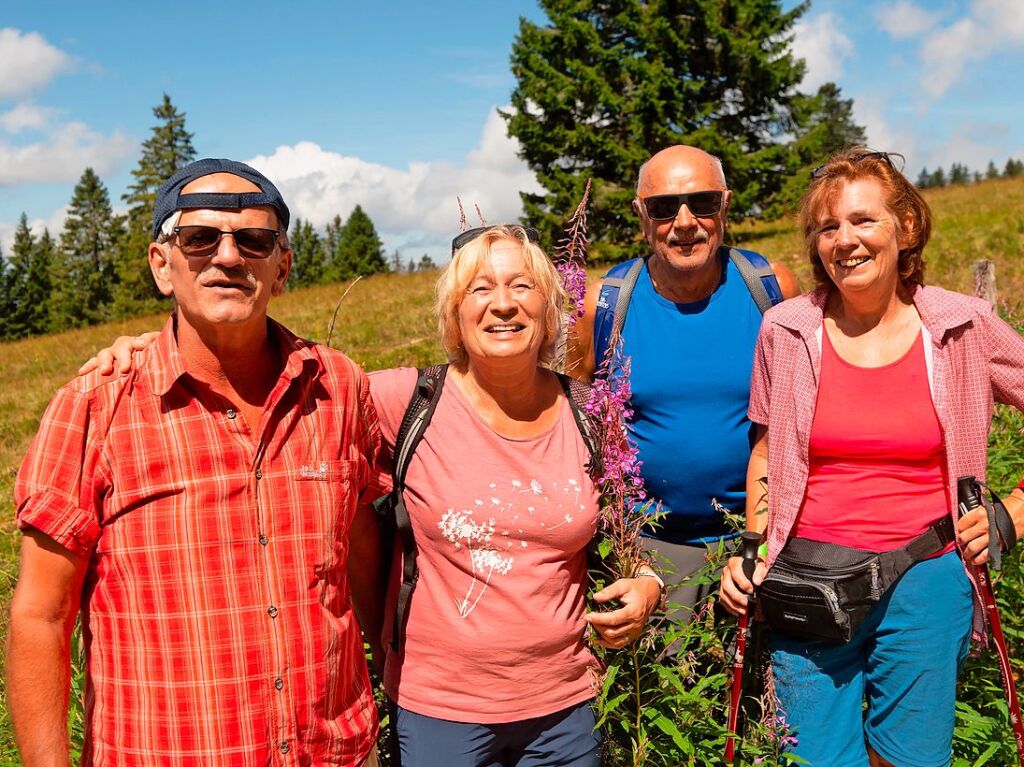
top-left (810, 151), bottom-right (904, 180)
top-left (173, 226), bottom-right (281, 259)
top-left (641, 191), bottom-right (724, 221)
top-left (451, 225), bottom-right (541, 255)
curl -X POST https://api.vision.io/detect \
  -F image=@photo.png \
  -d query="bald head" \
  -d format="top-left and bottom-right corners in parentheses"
top-left (637, 146), bottom-right (727, 197)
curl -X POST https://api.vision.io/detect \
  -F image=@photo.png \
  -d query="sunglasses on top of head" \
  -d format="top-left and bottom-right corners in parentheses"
top-left (641, 191), bottom-right (725, 221)
top-left (172, 225), bottom-right (281, 259)
top-left (451, 225), bottom-right (541, 256)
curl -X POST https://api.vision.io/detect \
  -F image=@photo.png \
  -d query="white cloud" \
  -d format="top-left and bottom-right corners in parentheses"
top-left (0, 29), bottom-right (74, 101)
top-left (851, 94), bottom-right (921, 169)
top-left (874, 1), bottom-right (942, 39)
top-left (0, 121), bottom-right (136, 185)
top-left (0, 204), bottom-right (68, 255)
top-left (791, 14), bottom-right (854, 93)
top-left (0, 102), bottom-right (58, 133)
top-left (247, 107), bottom-right (542, 260)
top-left (919, 0), bottom-right (1024, 98)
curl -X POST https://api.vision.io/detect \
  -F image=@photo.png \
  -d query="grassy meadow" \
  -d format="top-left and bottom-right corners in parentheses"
top-left (1, 176), bottom-right (1023, 760)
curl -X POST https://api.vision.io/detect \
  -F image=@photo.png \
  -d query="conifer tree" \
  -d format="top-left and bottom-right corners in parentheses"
top-left (335, 205), bottom-right (386, 277)
top-left (112, 94), bottom-right (196, 317)
top-left (389, 249), bottom-right (403, 273)
top-left (324, 214), bottom-right (346, 281)
top-left (1005, 158), bottom-right (1024, 178)
top-left (929, 167), bottom-right (947, 187)
top-left (949, 163), bottom-right (970, 185)
top-left (6, 214), bottom-right (49, 338)
top-left (288, 217), bottom-right (326, 287)
top-left (986, 161), bottom-right (1000, 180)
top-left (505, 0), bottom-right (835, 259)
top-left (0, 246), bottom-right (12, 340)
top-left (916, 168), bottom-right (931, 189)
top-left (417, 253), bottom-right (436, 271)
top-left (52, 167), bottom-right (123, 328)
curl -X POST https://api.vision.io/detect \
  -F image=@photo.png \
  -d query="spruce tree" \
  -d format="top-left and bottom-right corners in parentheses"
top-left (929, 167), bottom-right (947, 187)
top-left (389, 249), bottom-right (403, 273)
top-left (0, 247), bottom-right (12, 340)
top-left (1005, 158), bottom-right (1024, 178)
top-left (335, 205), bottom-right (386, 277)
top-left (949, 163), bottom-right (969, 185)
top-left (986, 161), bottom-right (1000, 180)
top-left (505, 0), bottom-right (824, 259)
top-left (6, 215), bottom-right (48, 338)
top-left (916, 168), bottom-right (931, 189)
top-left (324, 214), bottom-right (346, 281)
top-left (112, 94), bottom-right (196, 317)
top-left (288, 218), bottom-right (326, 287)
top-left (53, 167), bottom-right (123, 328)
top-left (417, 254), bottom-right (436, 271)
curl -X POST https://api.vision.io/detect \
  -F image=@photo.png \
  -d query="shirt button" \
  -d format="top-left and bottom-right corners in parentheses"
top-left (267, 606), bottom-right (278, 618)
top-left (259, 534), bottom-right (268, 546)
top-left (226, 408), bottom-right (237, 420)
top-left (280, 741), bottom-right (290, 754)
top-left (274, 677), bottom-right (284, 690)
top-left (255, 469), bottom-right (262, 479)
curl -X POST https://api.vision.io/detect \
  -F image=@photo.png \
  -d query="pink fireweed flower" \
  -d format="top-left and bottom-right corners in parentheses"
top-left (554, 179), bottom-right (592, 325)
top-left (586, 348), bottom-right (654, 579)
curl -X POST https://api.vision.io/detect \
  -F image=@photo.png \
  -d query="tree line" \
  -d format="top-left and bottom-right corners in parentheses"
top-left (916, 157), bottom-right (1024, 189)
top-left (0, 95), bottom-right (398, 342)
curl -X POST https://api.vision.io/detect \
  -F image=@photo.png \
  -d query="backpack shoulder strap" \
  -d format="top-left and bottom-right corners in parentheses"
top-left (556, 372), bottom-right (597, 462)
top-left (594, 257), bottom-right (646, 371)
top-left (727, 247), bottom-right (783, 314)
top-left (387, 363), bottom-right (447, 650)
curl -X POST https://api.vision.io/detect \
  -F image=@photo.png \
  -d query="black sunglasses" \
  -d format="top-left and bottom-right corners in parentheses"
top-left (810, 151), bottom-right (905, 180)
top-left (641, 191), bottom-right (725, 221)
top-left (451, 225), bottom-right (541, 256)
top-left (173, 225), bottom-right (281, 259)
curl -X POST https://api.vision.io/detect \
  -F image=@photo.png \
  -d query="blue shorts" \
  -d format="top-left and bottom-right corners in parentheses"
top-left (771, 550), bottom-right (973, 767)
top-left (392, 699), bottom-right (600, 767)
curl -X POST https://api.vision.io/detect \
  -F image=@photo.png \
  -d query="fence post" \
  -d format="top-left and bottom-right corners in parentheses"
top-left (973, 260), bottom-right (997, 307)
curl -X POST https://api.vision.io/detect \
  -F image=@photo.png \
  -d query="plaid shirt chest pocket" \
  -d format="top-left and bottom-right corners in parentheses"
top-left (294, 458), bottom-right (363, 568)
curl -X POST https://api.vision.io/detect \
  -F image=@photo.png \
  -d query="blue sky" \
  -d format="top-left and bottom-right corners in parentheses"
top-left (1, 0), bottom-right (1022, 261)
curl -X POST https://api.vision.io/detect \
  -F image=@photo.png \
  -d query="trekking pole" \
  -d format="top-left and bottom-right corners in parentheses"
top-left (958, 476), bottom-right (1024, 766)
top-left (725, 531), bottom-right (763, 764)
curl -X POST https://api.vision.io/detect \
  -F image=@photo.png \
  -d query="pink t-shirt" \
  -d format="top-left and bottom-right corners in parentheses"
top-left (370, 367), bottom-right (600, 723)
top-left (794, 329), bottom-right (952, 551)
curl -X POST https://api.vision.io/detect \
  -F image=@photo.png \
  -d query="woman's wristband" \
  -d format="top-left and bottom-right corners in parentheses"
top-left (634, 566), bottom-right (668, 609)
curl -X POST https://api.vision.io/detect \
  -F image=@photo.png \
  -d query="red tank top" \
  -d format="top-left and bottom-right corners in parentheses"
top-left (793, 327), bottom-right (952, 552)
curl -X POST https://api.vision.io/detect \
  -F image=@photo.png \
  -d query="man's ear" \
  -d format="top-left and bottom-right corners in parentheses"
top-left (271, 247), bottom-right (292, 297)
top-left (632, 198), bottom-right (643, 217)
top-left (148, 242), bottom-right (175, 297)
top-left (721, 190), bottom-right (732, 220)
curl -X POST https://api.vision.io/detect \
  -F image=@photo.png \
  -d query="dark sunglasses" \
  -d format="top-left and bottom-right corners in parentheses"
top-left (641, 191), bottom-right (725, 221)
top-left (810, 151), bottom-right (905, 180)
top-left (173, 225), bottom-right (281, 259)
top-left (451, 225), bottom-right (541, 256)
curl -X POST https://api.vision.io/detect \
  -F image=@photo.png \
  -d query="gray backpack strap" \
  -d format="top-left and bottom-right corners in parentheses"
top-left (728, 247), bottom-right (777, 314)
top-left (609, 257), bottom-right (645, 341)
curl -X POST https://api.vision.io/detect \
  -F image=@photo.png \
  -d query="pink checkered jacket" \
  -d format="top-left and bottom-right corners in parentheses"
top-left (748, 284), bottom-right (1024, 641)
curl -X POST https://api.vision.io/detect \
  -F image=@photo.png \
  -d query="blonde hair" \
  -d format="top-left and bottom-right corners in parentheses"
top-left (436, 225), bottom-right (564, 367)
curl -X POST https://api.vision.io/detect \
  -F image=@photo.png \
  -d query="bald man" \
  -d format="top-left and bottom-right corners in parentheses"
top-left (568, 146), bottom-right (800, 619)
top-left (8, 159), bottom-right (383, 766)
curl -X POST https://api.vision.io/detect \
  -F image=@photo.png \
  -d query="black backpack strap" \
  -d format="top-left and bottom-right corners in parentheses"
top-left (728, 247), bottom-right (783, 314)
top-left (386, 363), bottom-right (447, 651)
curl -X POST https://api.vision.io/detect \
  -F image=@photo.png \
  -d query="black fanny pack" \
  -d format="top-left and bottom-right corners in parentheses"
top-left (759, 516), bottom-right (955, 643)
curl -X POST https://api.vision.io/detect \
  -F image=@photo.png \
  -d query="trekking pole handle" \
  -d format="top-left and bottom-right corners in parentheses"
top-left (739, 531), bottom-right (763, 584)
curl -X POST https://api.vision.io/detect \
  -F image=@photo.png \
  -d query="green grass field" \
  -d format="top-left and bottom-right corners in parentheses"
top-left (1, 176), bottom-right (1023, 760)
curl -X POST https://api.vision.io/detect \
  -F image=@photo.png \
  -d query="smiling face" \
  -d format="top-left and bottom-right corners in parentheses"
top-left (634, 146), bottom-right (731, 283)
top-left (149, 172), bottom-right (291, 337)
top-left (456, 239), bottom-right (547, 368)
top-left (814, 178), bottom-right (903, 299)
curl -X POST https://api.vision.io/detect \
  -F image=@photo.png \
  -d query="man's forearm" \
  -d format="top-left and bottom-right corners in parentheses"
top-left (7, 613), bottom-right (73, 767)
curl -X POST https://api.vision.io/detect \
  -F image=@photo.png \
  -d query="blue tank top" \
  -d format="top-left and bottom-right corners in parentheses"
top-left (621, 255), bottom-right (763, 543)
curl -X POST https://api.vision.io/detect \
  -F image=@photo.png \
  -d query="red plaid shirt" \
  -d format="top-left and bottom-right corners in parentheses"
top-left (16, 316), bottom-right (385, 766)
top-left (749, 285), bottom-right (1024, 642)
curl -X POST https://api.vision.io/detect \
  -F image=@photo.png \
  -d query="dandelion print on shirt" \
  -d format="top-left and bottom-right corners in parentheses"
top-left (437, 476), bottom-right (587, 617)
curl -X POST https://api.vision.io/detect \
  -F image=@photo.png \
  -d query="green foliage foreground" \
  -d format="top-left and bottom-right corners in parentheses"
top-left (1, 190), bottom-right (1022, 760)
